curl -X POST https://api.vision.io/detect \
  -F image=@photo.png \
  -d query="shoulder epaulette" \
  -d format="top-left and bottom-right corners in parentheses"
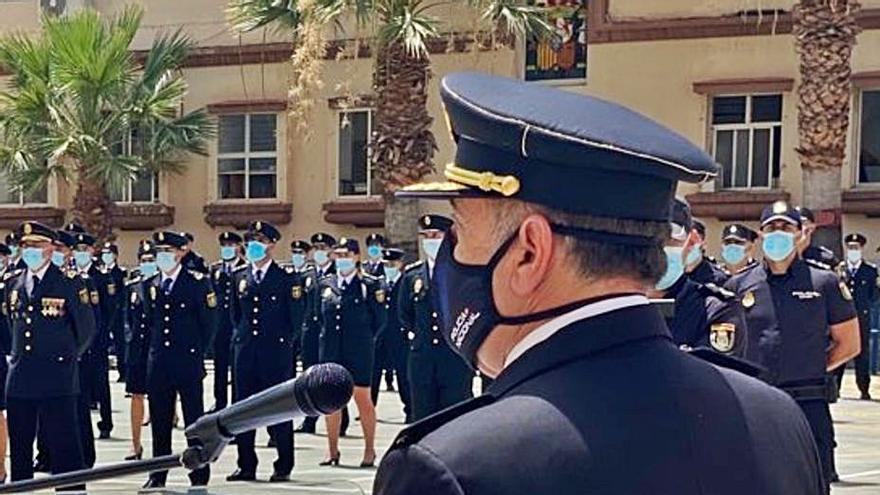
top-left (865, 261), bottom-right (878, 269)
top-left (805, 258), bottom-right (832, 271)
top-left (404, 260), bottom-right (424, 272)
top-left (232, 264), bottom-right (248, 273)
top-left (125, 276), bottom-right (142, 287)
top-left (3, 269), bottom-right (22, 281)
top-left (391, 395), bottom-right (496, 449)
top-left (66, 269), bottom-right (78, 279)
top-left (699, 282), bottom-right (735, 300)
top-left (361, 272), bottom-right (380, 282)
top-left (284, 266), bottom-right (295, 274)
top-left (189, 270), bottom-right (205, 281)
top-left (79, 271), bottom-right (90, 280)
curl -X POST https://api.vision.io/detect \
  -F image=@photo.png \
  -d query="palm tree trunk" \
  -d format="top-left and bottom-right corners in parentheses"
top-left (372, 41), bottom-right (437, 256)
top-left (72, 170), bottom-right (112, 239)
top-left (794, 0), bottom-right (860, 255)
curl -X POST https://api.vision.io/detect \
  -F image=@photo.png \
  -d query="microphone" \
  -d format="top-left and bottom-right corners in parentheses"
top-left (182, 363), bottom-right (353, 469)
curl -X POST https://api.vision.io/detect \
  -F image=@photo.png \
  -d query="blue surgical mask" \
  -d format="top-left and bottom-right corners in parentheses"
top-left (762, 231), bottom-right (796, 262)
top-left (335, 257), bottom-right (356, 275)
top-left (22, 247), bottom-right (46, 271)
top-left (291, 253), bottom-right (306, 269)
top-left (422, 238), bottom-right (442, 260)
top-left (220, 245), bottom-right (237, 261)
top-left (655, 246), bottom-right (685, 291)
top-left (366, 245), bottom-right (382, 260)
top-left (139, 261), bottom-right (158, 278)
top-left (685, 244), bottom-right (703, 266)
top-left (73, 250), bottom-right (91, 268)
top-left (313, 250), bottom-right (329, 266)
top-left (847, 249), bottom-right (863, 264)
top-left (156, 251), bottom-right (178, 273)
top-left (384, 266), bottom-right (400, 281)
top-left (722, 244), bottom-right (747, 266)
top-left (101, 252), bottom-right (115, 266)
top-left (246, 241), bottom-right (268, 264)
top-left (9, 246), bottom-right (19, 259)
top-left (51, 251), bottom-right (66, 268)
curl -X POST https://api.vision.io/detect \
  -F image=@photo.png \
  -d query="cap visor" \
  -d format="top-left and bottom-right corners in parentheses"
top-left (395, 181), bottom-right (495, 200)
top-left (723, 235), bottom-right (748, 242)
top-left (21, 234), bottom-right (53, 243)
top-left (761, 214), bottom-right (799, 227)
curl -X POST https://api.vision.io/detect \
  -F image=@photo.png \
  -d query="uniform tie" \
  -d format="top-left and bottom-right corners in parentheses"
top-left (255, 271), bottom-right (263, 285)
top-left (29, 275), bottom-right (40, 297)
top-left (161, 278), bottom-right (173, 295)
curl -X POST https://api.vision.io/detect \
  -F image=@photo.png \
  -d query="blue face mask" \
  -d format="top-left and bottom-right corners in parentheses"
top-left (246, 241), bottom-right (268, 264)
top-left (384, 266), bottom-right (400, 281)
top-left (9, 246), bottom-right (18, 259)
top-left (335, 257), bottom-right (356, 275)
top-left (291, 253), bottom-right (306, 269)
top-left (101, 252), bottom-right (115, 266)
top-left (685, 244), bottom-right (703, 267)
top-left (220, 245), bottom-right (237, 261)
top-left (73, 250), bottom-right (91, 268)
top-left (139, 261), bottom-right (158, 278)
top-left (762, 231), bottom-right (796, 262)
top-left (156, 251), bottom-right (178, 273)
top-left (313, 250), bottom-right (329, 266)
top-left (22, 247), bottom-right (46, 271)
top-left (722, 244), bottom-right (747, 266)
top-left (847, 249), bottom-right (863, 264)
top-left (655, 246), bottom-right (685, 291)
top-left (51, 251), bottom-right (67, 268)
top-left (366, 245), bottom-right (382, 260)
top-left (422, 238), bottom-right (442, 260)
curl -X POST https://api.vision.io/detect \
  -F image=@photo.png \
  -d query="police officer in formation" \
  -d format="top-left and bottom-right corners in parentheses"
top-left (797, 207), bottom-right (840, 269)
top-left (4, 222), bottom-right (96, 484)
top-left (650, 199), bottom-right (746, 357)
top-left (719, 223), bottom-right (758, 275)
top-left (317, 237), bottom-right (385, 467)
top-left (226, 221), bottom-right (302, 483)
top-left (99, 242), bottom-right (128, 384)
top-left (686, 219), bottom-right (729, 286)
top-left (142, 231), bottom-right (217, 489)
top-left (0, 242), bottom-right (12, 481)
top-left (363, 233), bottom-right (387, 277)
top-left (725, 201), bottom-right (860, 492)
top-left (123, 240), bottom-right (157, 462)
top-left (4, 233), bottom-right (23, 270)
top-left (836, 233), bottom-right (879, 400)
top-left (398, 215), bottom-right (473, 422)
top-left (209, 231), bottom-right (246, 413)
top-left (180, 231), bottom-right (210, 274)
top-left (375, 72), bottom-right (823, 494)
top-left (372, 248), bottom-right (411, 421)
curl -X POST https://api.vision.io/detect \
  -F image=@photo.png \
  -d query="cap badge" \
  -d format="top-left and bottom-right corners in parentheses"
top-left (158, 232), bottom-right (164, 242)
top-left (772, 201), bottom-right (787, 215)
top-left (742, 291), bottom-right (755, 309)
top-left (23, 223), bottom-right (31, 235)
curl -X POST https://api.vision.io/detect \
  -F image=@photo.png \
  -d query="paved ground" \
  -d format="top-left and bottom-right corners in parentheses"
top-left (10, 368), bottom-right (880, 493)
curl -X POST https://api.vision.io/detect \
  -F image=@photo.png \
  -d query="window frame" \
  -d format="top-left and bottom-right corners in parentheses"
top-left (215, 112), bottom-right (280, 201)
top-left (710, 92), bottom-right (782, 191)
top-left (854, 87), bottom-right (880, 188)
top-left (335, 107), bottom-right (375, 199)
top-left (110, 130), bottom-right (161, 204)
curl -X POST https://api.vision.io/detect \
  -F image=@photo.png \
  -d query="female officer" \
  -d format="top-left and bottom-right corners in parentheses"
top-left (318, 238), bottom-right (386, 468)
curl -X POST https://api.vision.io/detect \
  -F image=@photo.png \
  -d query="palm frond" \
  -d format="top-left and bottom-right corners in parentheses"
top-left (376, 0), bottom-right (441, 57)
top-left (478, 0), bottom-right (553, 39)
top-left (227, 0), bottom-right (303, 33)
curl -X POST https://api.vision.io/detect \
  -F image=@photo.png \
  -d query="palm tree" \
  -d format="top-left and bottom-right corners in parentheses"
top-left (793, 0), bottom-right (861, 253)
top-left (0, 6), bottom-right (213, 238)
top-left (228, 0), bottom-right (551, 252)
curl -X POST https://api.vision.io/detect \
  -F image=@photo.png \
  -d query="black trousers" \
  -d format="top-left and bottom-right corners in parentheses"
top-left (213, 328), bottom-right (232, 409)
top-left (8, 396), bottom-right (84, 482)
top-left (148, 381), bottom-right (209, 485)
top-left (835, 315), bottom-right (872, 395)
top-left (299, 326), bottom-right (321, 431)
top-left (93, 353), bottom-right (113, 433)
top-left (408, 353), bottom-right (473, 422)
top-left (797, 400), bottom-right (833, 494)
top-left (371, 344), bottom-right (411, 420)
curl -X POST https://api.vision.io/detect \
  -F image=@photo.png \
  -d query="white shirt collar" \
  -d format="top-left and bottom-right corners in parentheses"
top-left (504, 295), bottom-right (651, 369)
top-left (317, 262), bottom-right (332, 276)
top-left (79, 261), bottom-right (93, 274)
top-left (848, 260), bottom-right (862, 272)
top-left (252, 260), bottom-right (273, 278)
top-left (338, 270), bottom-right (357, 288)
top-left (29, 261), bottom-right (51, 280)
top-left (161, 263), bottom-right (183, 286)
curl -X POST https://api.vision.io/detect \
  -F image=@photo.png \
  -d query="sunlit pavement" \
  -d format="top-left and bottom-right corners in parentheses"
top-left (11, 368), bottom-right (880, 493)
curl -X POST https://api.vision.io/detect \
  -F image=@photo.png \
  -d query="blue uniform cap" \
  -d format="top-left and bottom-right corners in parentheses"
top-left (761, 201), bottom-right (801, 228)
top-left (218, 231), bottom-right (243, 244)
top-left (383, 248), bottom-right (406, 262)
top-left (366, 233), bottom-right (386, 246)
top-left (72, 232), bottom-right (96, 247)
top-left (398, 72), bottom-right (718, 222)
top-left (334, 237), bottom-right (360, 254)
top-left (669, 199), bottom-right (692, 240)
top-left (419, 215), bottom-right (453, 232)
top-left (311, 232), bottom-right (336, 247)
top-left (723, 224), bottom-right (757, 243)
top-left (17, 221), bottom-right (57, 243)
top-left (54, 230), bottom-right (76, 248)
top-left (245, 221), bottom-right (281, 243)
top-left (290, 240), bottom-right (312, 252)
top-left (152, 231), bottom-right (187, 249)
top-left (845, 233), bottom-right (867, 246)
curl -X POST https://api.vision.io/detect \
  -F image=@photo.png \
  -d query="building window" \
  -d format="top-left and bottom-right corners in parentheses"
top-left (338, 109), bottom-right (378, 197)
top-left (524, 0), bottom-right (588, 82)
top-left (110, 128), bottom-right (159, 203)
top-left (858, 89), bottom-right (880, 184)
top-left (217, 113), bottom-right (278, 200)
top-left (711, 94), bottom-right (782, 189)
top-left (0, 173), bottom-right (47, 206)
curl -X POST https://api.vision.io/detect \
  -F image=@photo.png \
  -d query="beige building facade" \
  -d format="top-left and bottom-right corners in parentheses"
top-left (0, 0), bottom-right (878, 263)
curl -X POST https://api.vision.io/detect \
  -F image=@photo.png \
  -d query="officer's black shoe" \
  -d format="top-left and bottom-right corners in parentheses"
top-left (294, 424), bottom-right (316, 434)
top-left (267, 437), bottom-right (277, 448)
top-left (33, 460), bottom-right (50, 473)
top-left (116, 375), bottom-right (126, 384)
top-left (860, 392), bottom-right (872, 401)
top-left (98, 430), bottom-right (111, 440)
top-left (89, 403), bottom-right (98, 411)
top-left (830, 472), bottom-right (841, 483)
top-left (141, 477), bottom-right (165, 490)
top-left (226, 469), bottom-right (257, 482)
top-left (269, 472), bottom-right (291, 483)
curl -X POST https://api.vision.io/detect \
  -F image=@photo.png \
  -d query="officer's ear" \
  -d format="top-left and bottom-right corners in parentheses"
top-left (501, 212), bottom-right (555, 298)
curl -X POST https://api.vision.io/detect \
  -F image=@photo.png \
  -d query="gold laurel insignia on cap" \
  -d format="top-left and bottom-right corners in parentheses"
top-left (23, 223), bottom-right (32, 235)
top-left (444, 164), bottom-right (521, 197)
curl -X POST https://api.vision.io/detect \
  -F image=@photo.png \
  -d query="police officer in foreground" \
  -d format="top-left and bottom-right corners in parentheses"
top-left (725, 201), bottom-right (859, 492)
top-left (374, 72), bottom-right (824, 495)
top-left (371, 248), bottom-right (411, 420)
top-left (398, 215), bottom-right (473, 422)
top-left (208, 231), bottom-right (246, 413)
top-left (686, 220), bottom-right (729, 286)
top-left (648, 199), bottom-right (746, 357)
top-left (99, 242), bottom-right (127, 384)
top-left (226, 221), bottom-right (302, 482)
top-left (836, 233), bottom-right (879, 400)
top-left (719, 223), bottom-right (758, 275)
top-left (142, 231), bottom-right (217, 489)
top-left (5, 222), bottom-right (95, 484)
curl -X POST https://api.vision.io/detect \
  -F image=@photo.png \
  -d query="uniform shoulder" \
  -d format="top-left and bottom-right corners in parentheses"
top-left (697, 282), bottom-right (736, 300)
top-left (404, 260), bottom-right (424, 273)
top-left (65, 268), bottom-right (80, 280)
top-left (865, 261), bottom-right (878, 270)
top-left (232, 263), bottom-right (248, 273)
top-left (125, 276), bottom-right (142, 287)
top-left (361, 272), bottom-right (382, 284)
top-left (3, 268), bottom-right (22, 281)
top-left (188, 269), bottom-right (206, 281)
top-left (805, 258), bottom-right (832, 271)
top-left (390, 395), bottom-right (495, 450)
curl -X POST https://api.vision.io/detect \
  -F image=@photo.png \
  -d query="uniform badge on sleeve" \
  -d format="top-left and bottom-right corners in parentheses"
top-left (206, 292), bottom-right (217, 308)
top-left (375, 289), bottom-right (386, 304)
top-left (414, 278), bottom-right (423, 294)
top-left (107, 283), bottom-right (116, 296)
top-left (239, 279), bottom-right (248, 294)
top-left (130, 291), bottom-right (139, 305)
top-left (78, 288), bottom-right (89, 305)
top-left (10, 289), bottom-right (19, 309)
top-left (149, 286), bottom-right (157, 301)
top-left (292, 286), bottom-right (303, 300)
top-left (840, 282), bottom-right (853, 301)
top-left (710, 323), bottom-right (736, 353)
top-left (323, 287), bottom-right (334, 299)
top-left (90, 291), bottom-right (100, 305)
top-left (742, 291), bottom-right (755, 309)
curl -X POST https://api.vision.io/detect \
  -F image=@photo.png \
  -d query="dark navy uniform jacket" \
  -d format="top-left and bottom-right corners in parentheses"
top-left (378, 274), bottom-right (407, 358)
top-left (726, 260), bottom-right (856, 388)
top-left (145, 269), bottom-right (217, 391)
top-left (803, 245), bottom-right (839, 271)
top-left (182, 250), bottom-right (209, 274)
top-left (304, 265), bottom-right (334, 340)
top-left (665, 276), bottom-right (747, 357)
top-left (838, 261), bottom-right (879, 320)
top-left (232, 262), bottom-right (305, 380)
top-left (3, 265), bottom-right (97, 398)
top-left (211, 259), bottom-right (247, 344)
top-left (317, 272), bottom-right (386, 365)
top-left (363, 261), bottom-right (385, 278)
top-left (104, 264), bottom-right (127, 351)
top-left (375, 303), bottom-right (823, 495)
top-left (85, 264), bottom-right (116, 355)
top-left (688, 257), bottom-right (729, 286)
top-left (125, 273), bottom-right (155, 376)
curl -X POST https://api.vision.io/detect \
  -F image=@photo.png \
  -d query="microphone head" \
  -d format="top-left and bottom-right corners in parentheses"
top-left (295, 363), bottom-right (354, 416)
